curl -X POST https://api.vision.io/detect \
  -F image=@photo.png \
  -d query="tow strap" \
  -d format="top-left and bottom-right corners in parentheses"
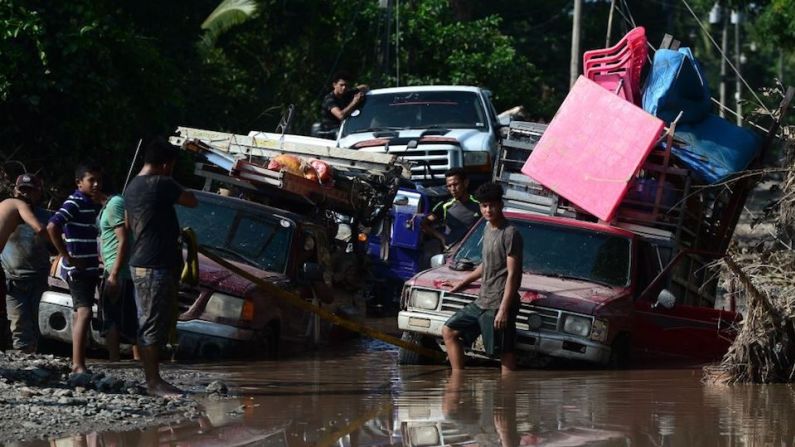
top-left (196, 246), bottom-right (447, 362)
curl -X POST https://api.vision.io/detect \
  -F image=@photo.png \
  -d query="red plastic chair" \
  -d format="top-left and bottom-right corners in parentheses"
top-left (583, 27), bottom-right (647, 104)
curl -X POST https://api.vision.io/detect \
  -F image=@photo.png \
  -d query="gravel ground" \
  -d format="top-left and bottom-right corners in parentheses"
top-left (0, 350), bottom-right (220, 443)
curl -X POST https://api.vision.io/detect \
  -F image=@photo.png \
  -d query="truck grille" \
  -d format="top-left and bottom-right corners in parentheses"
top-left (439, 292), bottom-right (561, 331)
top-left (391, 147), bottom-right (453, 181)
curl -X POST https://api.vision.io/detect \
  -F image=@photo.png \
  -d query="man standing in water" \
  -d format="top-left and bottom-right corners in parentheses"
top-left (124, 138), bottom-right (196, 397)
top-left (441, 182), bottom-right (523, 374)
top-left (0, 176), bottom-right (49, 349)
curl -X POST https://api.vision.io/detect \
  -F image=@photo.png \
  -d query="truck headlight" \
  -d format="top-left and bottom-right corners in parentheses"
top-left (205, 292), bottom-right (245, 320)
top-left (409, 289), bottom-right (439, 310)
top-left (409, 426), bottom-right (440, 446)
top-left (590, 319), bottom-right (608, 342)
top-left (463, 151), bottom-right (490, 166)
top-left (563, 315), bottom-right (592, 337)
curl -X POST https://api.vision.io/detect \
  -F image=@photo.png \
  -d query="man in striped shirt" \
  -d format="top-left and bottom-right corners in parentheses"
top-left (47, 162), bottom-right (102, 374)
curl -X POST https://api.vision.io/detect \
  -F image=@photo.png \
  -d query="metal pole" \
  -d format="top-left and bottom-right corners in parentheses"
top-left (395, 0), bottom-right (400, 87)
top-left (122, 139), bottom-right (143, 193)
top-left (734, 10), bottom-right (742, 125)
top-left (570, 0), bottom-right (583, 88)
top-left (383, 0), bottom-right (392, 84)
top-left (605, 0), bottom-right (616, 47)
top-left (719, 13), bottom-right (728, 118)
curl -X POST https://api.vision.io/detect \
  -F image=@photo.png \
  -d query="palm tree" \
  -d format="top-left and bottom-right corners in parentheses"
top-left (200, 0), bottom-right (258, 49)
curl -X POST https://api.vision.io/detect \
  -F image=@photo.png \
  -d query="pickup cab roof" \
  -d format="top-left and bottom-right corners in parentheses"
top-left (365, 85), bottom-right (488, 95)
top-left (503, 210), bottom-right (636, 240)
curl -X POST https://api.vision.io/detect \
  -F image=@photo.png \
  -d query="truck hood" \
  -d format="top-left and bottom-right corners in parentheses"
top-left (411, 266), bottom-right (630, 315)
top-left (339, 128), bottom-right (491, 152)
top-left (196, 253), bottom-right (290, 297)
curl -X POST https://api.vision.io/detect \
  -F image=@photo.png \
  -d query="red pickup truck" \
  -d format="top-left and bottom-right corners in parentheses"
top-left (397, 211), bottom-right (740, 367)
top-left (397, 121), bottom-right (745, 367)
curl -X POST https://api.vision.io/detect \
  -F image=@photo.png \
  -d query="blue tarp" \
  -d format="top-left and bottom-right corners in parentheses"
top-left (642, 47), bottom-right (761, 184)
top-left (642, 48), bottom-right (711, 124)
top-left (671, 115), bottom-right (761, 184)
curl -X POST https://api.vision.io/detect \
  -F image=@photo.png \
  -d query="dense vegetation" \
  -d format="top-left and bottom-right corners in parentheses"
top-left (1, 0), bottom-right (791, 189)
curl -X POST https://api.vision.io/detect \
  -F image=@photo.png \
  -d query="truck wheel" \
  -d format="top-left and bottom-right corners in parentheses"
top-left (609, 333), bottom-right (631, 369)
top-left (260, 322), bottom-right (280, 359)
top-left (398, 331), bottom-right (437, 365)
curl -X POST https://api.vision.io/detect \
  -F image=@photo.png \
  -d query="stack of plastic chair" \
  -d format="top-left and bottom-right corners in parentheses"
top-left (583, 27), bottom-right (648, 105)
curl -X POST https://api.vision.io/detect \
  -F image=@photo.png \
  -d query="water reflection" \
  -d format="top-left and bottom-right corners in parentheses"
top-left (28, 343), bottom-right (795, 446)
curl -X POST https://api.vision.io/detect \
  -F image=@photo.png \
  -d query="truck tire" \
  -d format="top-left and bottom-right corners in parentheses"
top-left (398, 331), bottom-right (437, 365)
top-left (609, 333), bottom-right (631, 369)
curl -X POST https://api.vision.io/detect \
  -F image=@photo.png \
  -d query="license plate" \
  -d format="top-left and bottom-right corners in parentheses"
top-left (472, 336), bottom-right (485, 352)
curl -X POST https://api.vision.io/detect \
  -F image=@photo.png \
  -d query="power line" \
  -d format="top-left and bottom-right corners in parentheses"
top-left (678, 0), bottom-right (772, 115)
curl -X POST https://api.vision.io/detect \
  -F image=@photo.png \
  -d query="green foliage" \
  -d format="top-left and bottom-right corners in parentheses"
top-left (199, 0), bottom-right (258, 50)
top-left (0, 0), bottom-right (790, 193)
top-left (389, 0), bottom-right (541, 115)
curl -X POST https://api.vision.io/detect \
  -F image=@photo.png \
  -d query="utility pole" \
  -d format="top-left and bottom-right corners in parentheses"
top-left (719, 11), bottom-right (728, 118)
top-left (383, 0), bottom-right (392, 85)
top-left (605, 0), bottom-right (616, 47)
top-left (570, 0), bottom-right (582, 89)
top-left (733, 9), bottom-right (742, 125)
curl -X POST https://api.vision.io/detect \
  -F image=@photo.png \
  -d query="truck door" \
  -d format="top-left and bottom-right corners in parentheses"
top-left (632, 241), bottom-right (740, 364)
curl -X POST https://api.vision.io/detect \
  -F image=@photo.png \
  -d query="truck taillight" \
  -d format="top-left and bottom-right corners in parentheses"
top-left (241, 298), bottom-right (255, 321)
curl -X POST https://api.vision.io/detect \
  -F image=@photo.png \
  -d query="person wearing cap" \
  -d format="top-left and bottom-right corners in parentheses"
top-left (0, 174), bottom-right (51, 351)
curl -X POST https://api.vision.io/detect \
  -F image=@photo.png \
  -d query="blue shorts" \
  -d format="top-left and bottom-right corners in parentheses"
top-left (131, 267), bottom-right (178, 347)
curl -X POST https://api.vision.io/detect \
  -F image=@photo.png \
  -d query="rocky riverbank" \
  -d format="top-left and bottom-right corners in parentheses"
top-left (0, 350), bottom-right (218, 443)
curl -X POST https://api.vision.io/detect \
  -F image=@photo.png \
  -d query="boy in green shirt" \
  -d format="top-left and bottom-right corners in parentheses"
top-left (98, 192), bottom-right (139, 361)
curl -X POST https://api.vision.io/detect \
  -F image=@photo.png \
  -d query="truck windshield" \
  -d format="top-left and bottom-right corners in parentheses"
top-left (177, 197), bottom-right (293, 273)
top-left (341, 90), bottom-right (488, 137)
top-left (454, 219), bottom-right (632, 287)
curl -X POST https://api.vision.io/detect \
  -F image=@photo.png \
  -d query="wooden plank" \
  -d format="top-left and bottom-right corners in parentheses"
top-left (659, 34), bottom-right (674, 50)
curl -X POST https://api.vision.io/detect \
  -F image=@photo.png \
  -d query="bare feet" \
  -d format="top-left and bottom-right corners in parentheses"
top-left (72, 364), bottom-right (88, 374)
top-left (147, 380), bottom-right (184, 398)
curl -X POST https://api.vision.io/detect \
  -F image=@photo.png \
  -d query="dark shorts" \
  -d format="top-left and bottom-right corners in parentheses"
top-left (445, 302), bottom-right (517, 356)
top-left (68, 276), bottom-right (99, 310)
top-left (0, 269), bottom-right (6, 317)
top-left (131, 267), bottom-right (178, 347)
top-left (100, 276), bottom-right (139, 343)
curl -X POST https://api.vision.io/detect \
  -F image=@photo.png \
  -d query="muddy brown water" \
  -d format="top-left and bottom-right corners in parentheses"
top-left (17, 338), bottom-right (795, 446)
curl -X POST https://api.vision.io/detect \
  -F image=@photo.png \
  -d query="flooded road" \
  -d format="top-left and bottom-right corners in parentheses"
top-left (21, 338), bottom-right (795, 446)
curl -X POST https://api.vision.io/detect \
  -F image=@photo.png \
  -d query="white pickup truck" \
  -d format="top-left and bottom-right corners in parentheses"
top-left (337, 85), bottom-right (506, 192)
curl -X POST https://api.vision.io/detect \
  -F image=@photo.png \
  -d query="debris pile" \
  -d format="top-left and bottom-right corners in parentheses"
top-left (706, 122), bottom-right (795, 384)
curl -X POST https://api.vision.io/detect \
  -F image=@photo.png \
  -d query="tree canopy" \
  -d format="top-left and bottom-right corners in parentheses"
top-left (0, 0), bottom-right (789, 189)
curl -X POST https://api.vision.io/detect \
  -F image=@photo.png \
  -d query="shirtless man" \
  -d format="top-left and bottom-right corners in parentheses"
top-left (0, 190), bottom-right (48, 349)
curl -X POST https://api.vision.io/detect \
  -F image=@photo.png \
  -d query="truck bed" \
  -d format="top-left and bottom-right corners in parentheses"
top-left (170, 127), bottom-right (411, 226)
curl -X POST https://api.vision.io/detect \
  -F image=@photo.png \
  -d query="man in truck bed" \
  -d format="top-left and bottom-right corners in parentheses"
top-left (441, 183), bottom-right (523, 374)
top-left (320, 71), bottom-right (365, 133)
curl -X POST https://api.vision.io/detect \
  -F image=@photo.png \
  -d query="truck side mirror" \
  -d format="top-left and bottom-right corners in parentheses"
top-left (301, 262), bottom-right (324, 282)
top-left (430, 254), bottom-right (446, 268)
top-left (653, 289), bottom-right (677, 310)
top-left (498, 115), bottom-right (511, 127)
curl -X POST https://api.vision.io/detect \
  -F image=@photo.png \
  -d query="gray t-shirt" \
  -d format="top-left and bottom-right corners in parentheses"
top-left (475, 222), bottom-right (523, 310)
top-left (1, 207), bottom-right (51, 279)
